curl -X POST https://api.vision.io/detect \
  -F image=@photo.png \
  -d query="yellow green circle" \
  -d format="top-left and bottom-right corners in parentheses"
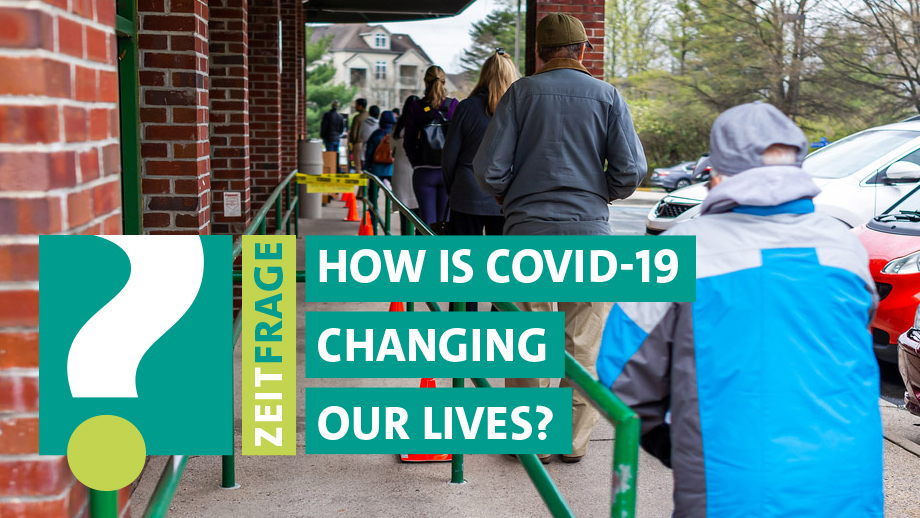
top-left (67, 415), bottom-right (146, 491)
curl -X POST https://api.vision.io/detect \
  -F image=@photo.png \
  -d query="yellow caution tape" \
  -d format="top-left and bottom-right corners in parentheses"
top-left (295, 173), bottom-right (366, 193)
top-left (295, 173), bottom-right (364, 185)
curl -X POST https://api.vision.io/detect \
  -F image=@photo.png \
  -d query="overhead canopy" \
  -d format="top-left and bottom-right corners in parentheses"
top-left (304, 0), bottom-right (477, 24)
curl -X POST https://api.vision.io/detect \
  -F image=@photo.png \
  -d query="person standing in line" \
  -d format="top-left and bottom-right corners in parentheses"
top-left (403, 66), bottom-right (459, 225)
top-left (443, 49), bottom-right (518, 237)
top-left (347, 98), bottom-right (368, 173)
top-left (442, 50), bottom-right (519, 312)
top-left (392, 96), bottom-right (420, 235)
top-left (473, 13), bottom-right (646, 464)
top-left (320, 100), bottom-right (345, 153)
top-left (364, 110), bottom-right (397, 204)
top-left (357, 105), bottom-right (381, 169)
top-left (597, 102), bottom-right (882, 517)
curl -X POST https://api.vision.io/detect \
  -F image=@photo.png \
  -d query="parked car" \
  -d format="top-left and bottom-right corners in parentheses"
top-left (897, 306), bottom-right (920, 416)
top-left (649, 160), bottom-right (697, 191)
top-left (855, 184), bottom-right (920, 362)
top-left (646, 120), bottom-right (920, 234)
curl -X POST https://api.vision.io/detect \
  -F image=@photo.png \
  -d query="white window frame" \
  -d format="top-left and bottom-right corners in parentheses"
top-left (374, 33), bottom-right (387, 48)
top-left (375, 61), bottom-right (386, 81)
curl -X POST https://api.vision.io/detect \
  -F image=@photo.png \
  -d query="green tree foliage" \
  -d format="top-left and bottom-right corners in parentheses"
top-left (605, 0), bottom-right (667, 79)
top-left (605, 0), bottom-right (916, 172)
top-left (460, 2), bottom-right (525, 76)
top-left (306, 26), bottom-right (357, 139)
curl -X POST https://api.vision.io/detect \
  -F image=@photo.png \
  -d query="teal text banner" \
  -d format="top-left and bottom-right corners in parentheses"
top-left (304, 388), bottom-right (572, 454)
top-left (304, 312), bottom-right (564, 378)
top-left (302, 236), bottom-right (695, 302)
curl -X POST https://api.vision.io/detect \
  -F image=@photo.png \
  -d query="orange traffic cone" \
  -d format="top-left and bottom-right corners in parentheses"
top-left (342, 191), bottom-right (355, 207)
top-left (400, 378), bottom-right (452, 463)
top-left (357, 212), bottom-right (373, 236)
top-left (389, 301), bottom-right (405, 312)
top-left (343, 196), bottom-right (359, 222)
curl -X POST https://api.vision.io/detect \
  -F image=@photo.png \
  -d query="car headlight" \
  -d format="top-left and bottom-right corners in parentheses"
top-left (882, 251), bottom-right (920, 274)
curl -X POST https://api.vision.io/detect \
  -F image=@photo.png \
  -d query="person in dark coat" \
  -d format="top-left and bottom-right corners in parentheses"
top-left (320, 100), bottom-right (346, 154)
top-left (442, 49), bottom-right (519, 237)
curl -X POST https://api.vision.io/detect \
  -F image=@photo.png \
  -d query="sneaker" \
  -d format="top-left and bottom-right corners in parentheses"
top-left (560, 455), bottom-right (583, 464)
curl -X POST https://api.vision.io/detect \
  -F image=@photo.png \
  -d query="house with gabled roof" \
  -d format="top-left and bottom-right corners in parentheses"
top-left (311, 24), bottom-right (464, 111)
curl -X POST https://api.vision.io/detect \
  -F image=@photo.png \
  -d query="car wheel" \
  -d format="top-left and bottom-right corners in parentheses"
top-left (674, 179), bottom-right (690, 190)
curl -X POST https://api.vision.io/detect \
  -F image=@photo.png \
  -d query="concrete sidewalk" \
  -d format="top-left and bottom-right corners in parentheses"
top-left (131, 201), bottom-right (920, 518)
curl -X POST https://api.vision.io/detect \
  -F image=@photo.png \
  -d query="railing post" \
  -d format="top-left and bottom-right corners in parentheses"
top-left (258, 218), bottom-right (266, 235)
top-left (385, 196), bottom-right (391, 235)
top-left (450, 301), bottom-right (466, 485)
top-left (611, 418), bottom-right (640, 518)
top-left (90, 489), bottom-right (118, 518)
top-left (284, 183), bottom-right (292, 235)
top-left (275, 194), bottom-right (282, 233)
top-left (294, 193), bottom-right (300, 236)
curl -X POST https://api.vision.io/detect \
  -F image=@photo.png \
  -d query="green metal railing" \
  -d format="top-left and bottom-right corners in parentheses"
top-left (225, 169), bottom-right (300, 489)
top-left (88, 171), bottom-right (299, 518)
top-left (359, 173), bottom-right (641, 518)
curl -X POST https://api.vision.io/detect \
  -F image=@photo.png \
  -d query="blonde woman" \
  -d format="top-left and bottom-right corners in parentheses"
top-left (402, 65), bottom-right (459, 225)
top-left (441, 49), bottom-right (519, 312)
top-left (442, 49), bottom-right (519, 237)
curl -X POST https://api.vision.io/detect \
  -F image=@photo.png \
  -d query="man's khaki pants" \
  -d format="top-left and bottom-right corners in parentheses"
top-left (506, 301), bottom-right (612, 457)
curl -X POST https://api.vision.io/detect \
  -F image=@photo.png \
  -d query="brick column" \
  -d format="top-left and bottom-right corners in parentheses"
top-left (247, 0), bottom-right (281, 207)
top-left (279, 0), bottom-right (302, 174)
top-left (527, 0), bottom-right (605, 77)
top-left (138, 0), bottom-right (211, 235)
top-left (0, 0), bottom-right (123, 514)
top-left (209, 0), bottom-right (250, 235)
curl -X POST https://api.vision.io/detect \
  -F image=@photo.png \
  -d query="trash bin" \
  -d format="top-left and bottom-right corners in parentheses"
top-left (298, 139), bottom-right (323, 219)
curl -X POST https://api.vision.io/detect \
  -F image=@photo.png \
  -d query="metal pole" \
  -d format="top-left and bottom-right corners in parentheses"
top-left (275, 195), bottom-right (282, 232)
top-left (450, 301), bottom-right (466, 484)
top-left (611, 419), bottom-right (640, 518)
top-left (385, 196), bottom-right (391, 235)
top-left (515, 0), bottom-right (521, 72)
top-left (284, 183), bottom-right (292, 235)
top-left (89, 489), bottom-right (118, 518)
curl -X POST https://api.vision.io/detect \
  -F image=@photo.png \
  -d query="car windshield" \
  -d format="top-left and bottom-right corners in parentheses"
top-left (882, 185), bottom-right (920, 215)
top-left (803, 129), bottom-right (920, 179)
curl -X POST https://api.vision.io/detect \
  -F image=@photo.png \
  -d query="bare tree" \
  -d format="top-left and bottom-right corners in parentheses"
top-left (826, 0), bottom-right (920, 114)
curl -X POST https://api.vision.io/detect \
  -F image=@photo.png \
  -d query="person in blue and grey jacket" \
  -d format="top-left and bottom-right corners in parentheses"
top-left (597, 102), bottom-right (882, 518)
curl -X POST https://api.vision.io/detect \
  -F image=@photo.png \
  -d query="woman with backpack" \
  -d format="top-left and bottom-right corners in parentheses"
top-left (364, 110), bottom-right (397, 206)
top-left (392, 96), bottom-right (420, 235)
top-left (403, 66), bottom-right (459, 226)
top-left (442, 49), bottom-right (519, 237)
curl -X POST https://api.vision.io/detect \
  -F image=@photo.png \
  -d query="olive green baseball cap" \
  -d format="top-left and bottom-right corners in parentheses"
top-left (536, 13), bottom-right (595, 49)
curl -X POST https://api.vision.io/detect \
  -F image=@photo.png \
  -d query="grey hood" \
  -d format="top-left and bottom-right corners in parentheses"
top-left (708, 102), bottom-right (808, 176)
top-left (700, 165), bottom-right (820, 215)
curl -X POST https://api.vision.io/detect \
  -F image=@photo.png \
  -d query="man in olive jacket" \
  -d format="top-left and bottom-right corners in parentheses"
top-left (473, 13), bottom-right (646, 463)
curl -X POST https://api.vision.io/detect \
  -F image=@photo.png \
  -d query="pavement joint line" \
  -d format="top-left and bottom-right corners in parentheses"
top-left (884, 434), bottom-right (920, 458)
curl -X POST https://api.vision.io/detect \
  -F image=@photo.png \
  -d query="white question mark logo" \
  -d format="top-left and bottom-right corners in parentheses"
top-left (535, 406), bottom-right (553, 440)
top-left (67, 236), bottom-right (204, 397)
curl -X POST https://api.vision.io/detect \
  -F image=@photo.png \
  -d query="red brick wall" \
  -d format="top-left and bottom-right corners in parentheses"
top-left (0, 0), bottom-right (124, 514)
top-left (279, 0), bottom-right (302, 175)
top-left (247, 0), bottom-right (281, 207)
top-left (138, 0), bottom-right (211, 235)
top-left (209, 0), bottom-right (251, 235)
top-left (529, 0), bottom-right (605, 78)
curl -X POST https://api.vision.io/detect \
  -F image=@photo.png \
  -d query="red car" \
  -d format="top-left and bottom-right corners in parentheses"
top-left (855, 185), bottom-right (920, 364)
top-left (898, 314), bottom-right (920, 416)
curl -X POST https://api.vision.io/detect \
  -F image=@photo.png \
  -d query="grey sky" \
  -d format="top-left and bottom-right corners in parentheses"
top-left (382, 0), bottom-right (500, 74)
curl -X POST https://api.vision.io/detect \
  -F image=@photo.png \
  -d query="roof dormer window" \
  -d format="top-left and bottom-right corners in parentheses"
top-left (374, 33), bottom-right (387, 49)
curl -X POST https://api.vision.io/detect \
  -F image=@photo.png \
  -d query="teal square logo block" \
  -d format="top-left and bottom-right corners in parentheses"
top-left (39, 236), bottom-right (231, 490)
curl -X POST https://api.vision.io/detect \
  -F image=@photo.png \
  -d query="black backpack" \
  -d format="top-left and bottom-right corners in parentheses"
top-left (417, 101), bottom-right (451, 166)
